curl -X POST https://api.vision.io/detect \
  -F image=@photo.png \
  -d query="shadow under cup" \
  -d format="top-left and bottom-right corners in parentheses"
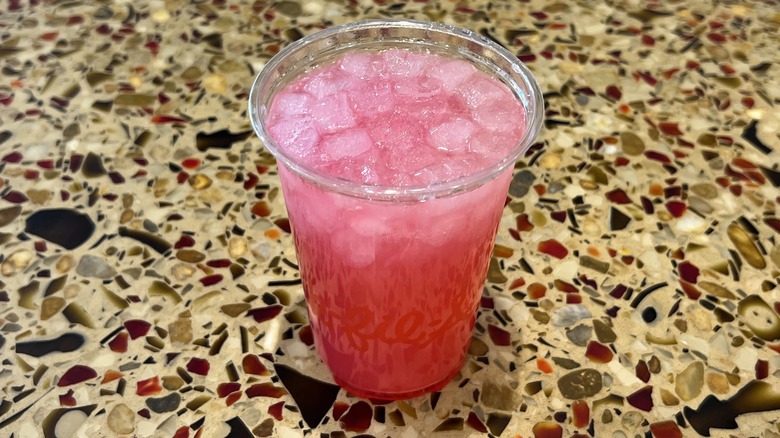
top-left (249, 19), bottom-right (543, 400)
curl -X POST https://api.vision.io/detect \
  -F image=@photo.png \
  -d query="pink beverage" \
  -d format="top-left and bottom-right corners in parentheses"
top-left (249, 20), bottom-right (543, 400)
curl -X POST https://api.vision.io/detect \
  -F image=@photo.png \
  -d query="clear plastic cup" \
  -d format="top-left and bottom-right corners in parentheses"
top-left (249, 19), bottom-right (543, 400)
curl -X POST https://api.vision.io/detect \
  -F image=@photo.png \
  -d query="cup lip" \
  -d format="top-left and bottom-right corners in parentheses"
top-left (248, 19), bottom-right (544, 201)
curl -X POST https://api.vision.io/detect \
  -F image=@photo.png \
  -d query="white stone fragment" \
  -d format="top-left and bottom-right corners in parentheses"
top-left (674, 213), bottom-right (708, 234)
top-left (552, 259), bottom-right (578, 280)
top-left (732, 346), bottom-right (758, 371)
top-left (678, 334), bottom-right (710, 357)
top-left (54, 410), bottom-right (87, 437)
top-left (262, 318), bottom-right (281, 352)
top-left (277, 426), bottom-right (304, 438)
top-left (608, 361), bottom-right (642, 386)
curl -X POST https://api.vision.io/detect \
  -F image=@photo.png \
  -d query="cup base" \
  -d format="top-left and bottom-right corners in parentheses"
top-left (331, 361), bottom-right (463, 401)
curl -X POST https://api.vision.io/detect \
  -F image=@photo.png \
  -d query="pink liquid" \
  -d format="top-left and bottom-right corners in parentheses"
top-left (267, 48), bottom-right (526, 399)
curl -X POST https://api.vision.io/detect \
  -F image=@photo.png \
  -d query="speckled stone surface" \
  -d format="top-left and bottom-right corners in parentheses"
top-left (1, 1), bottom-right (780, 437)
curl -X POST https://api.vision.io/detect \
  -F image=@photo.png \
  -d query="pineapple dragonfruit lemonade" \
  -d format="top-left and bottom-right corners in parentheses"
top-left (249, 20), bottom-right (543, 400)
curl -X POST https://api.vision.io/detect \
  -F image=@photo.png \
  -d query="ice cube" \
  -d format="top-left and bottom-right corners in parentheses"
top-left (468, 129), bottom-right (510, 158)
top-left (270, 92), bottom-right (312, 117)
top-left (382, 49), bottom-right (427, 78)
top-left (369, 113), bottom-right (423, 151)
top-left (302, 69), bottom-right (352, 98)
top-left (320, 128), bottom-right (373, 161)
top-left (456, 76), bottom-right (509, 109)
top-left (424, 59), bottom-right (477, 90)
top-left (339, 52), bottom-right (380, 79)
top-left (393, 77), bottom-right (441, 101)
top-left (473, 94), bottom-right (524, 133)
top-left (428, 119), bottom-right (475, 152)
top-left (310, 94), bottom-right (357, 134)
top-left (331, 228), bottom-right (375, 268)
top-left (349, 82), bottom-right (396, 116)
top-left (267, 115), bottom-right (320, 157)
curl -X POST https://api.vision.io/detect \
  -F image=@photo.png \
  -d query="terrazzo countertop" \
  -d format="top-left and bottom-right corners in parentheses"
top-left (1, 0), bottom-right (780, 437)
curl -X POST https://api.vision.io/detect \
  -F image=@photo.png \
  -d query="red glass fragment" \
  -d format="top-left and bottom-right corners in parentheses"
top-left (650, 420), bottom-right (683, 438)
top-left (137, 408), bottom-right (151, 419)
top-left (665, 201), bottom-right (687, 218)
top-left (40, 31), bottom-right (59, 41)
top-left (572, 400), bottom-right (589, 428)
top-left (532, 422), bottom-right (562, 438)
top-left (3, 190), bottom-right (28, 203)
top-left (245, 383), bottom-right (287, 398)
top-left (124, 319), bottom-right (152, 339)
top-left (332, 401), bottom-right (349, 421)
top-left (57, 365), bottom-right (98, 387)
top-left (626, 385), bottom-right (654, 411)
top-left (664, 186), bottom-right (682, 198)
top-left (538, 239), bottom-right (568, 259)
top-left (251, 201), bottom-right (272, 217)
top-left (199, 274), bottom-right (223, 286)
top-left (765, 218), bottom-right (780, 234)
top-left (537, 357), bottom-right (553, 374)
top-left (741, 97), bottom-right (755, 108)
top-left (636, 360), bottom-right (651, 383)
top-left (554, 280), bottom-right (578, 293)
top-left (550, 211), bottom-right (567, 222)
top-left (177, 171), bottom-right (189, 184)
top-left (645, 151), bottom-right (672, 164)
top-left (59, 389), bottom-right (77, 406)
top-left (641, 34), bottom-right (655, 46)
top-left (729, 185), bottom-right (742, 197)
top-left (605, 189), bottom-right (631, 204)
top-left (268, 401), bottom-right (285, 420)
top-left (566, 294), bottom-right (582, 304)
top-left (182, 158), bottom-right (201, 169)
top-left (226, 391), bottom-right (242, 406)
top-left (679, 281), bottom-right (701, 300)
top-left (707, 32), bottom-right (726, 43)
top-left (610, 284), bottom-right (627, 299)
top-left (173, 426), bottom-right (189, 438)
top-left (516, 214), bottom-right (534, 231)
top-left (67, 15), bottom-right (84, 25)
top-left (174, 235), bottom-right (195, 249)
top-left (636, 71), bottom-right (657, 86)
top-left (480, 296), bottom-right (494, 309)
top-left (340, 401), bottom-right (372, 433)
top-left (585, 341), bottom-right (613, 363)
top-left (102, 370), bottom-right (123, 384)
top-left (509, 278), bottom-right (526, 290)
top-left (217, 382), bottom-right (241, 397)
top-left (677, 261), bottom-right (700, 283)
top-left (108, 331), bottom-right (129, 354)
top-left (136, 376), bottom-right (162, 396)
top-left (756, 359), bottom-right (769, 380)
top-left (186, 357), bottom-right (210, 376)
top-left (206, 259), bottom-right (231, 268)
top-left (242, 354), bottom-right (270, 376)
top-left (246, 305), bottom-right (282, 323)
top-left (2, 151), bottom-right (22, 163)
top-left (528, 282), bottom-right (546, 299)
top-left (488, 324), bottom-right (511, 346)
top-left (299, 325), bottom-right (314, 346)
top-left (151, 114), bottom-right (189, 124)
top-left (243, 172), bottom-right (260, 190)
top-left (466, 411), bottom-right (488, 433)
